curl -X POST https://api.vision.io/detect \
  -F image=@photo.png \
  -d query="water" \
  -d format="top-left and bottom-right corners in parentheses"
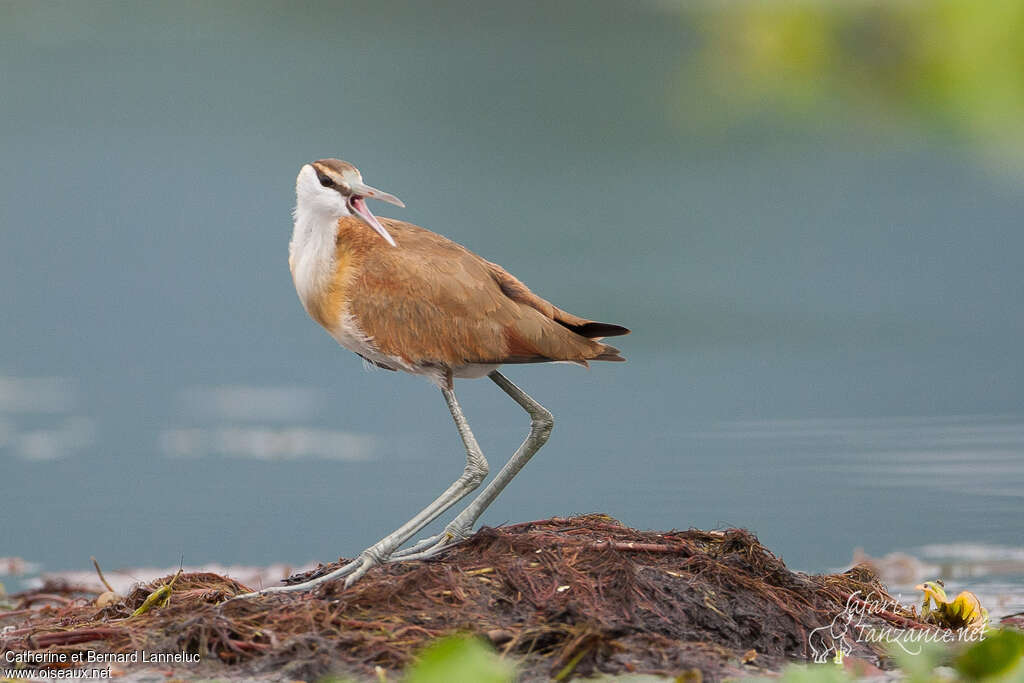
top-left (1, 2), bottom-right (1022, 603)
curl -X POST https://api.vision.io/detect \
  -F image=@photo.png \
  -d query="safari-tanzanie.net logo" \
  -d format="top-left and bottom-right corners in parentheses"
top-left (808, 590), bottom-right (987, 663)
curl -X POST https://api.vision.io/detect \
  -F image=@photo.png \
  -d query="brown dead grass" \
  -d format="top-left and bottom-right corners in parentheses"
top-left (0, 515), bottom-right (929, 681)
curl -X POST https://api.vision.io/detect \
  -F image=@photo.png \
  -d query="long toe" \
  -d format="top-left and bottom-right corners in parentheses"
top-left (390, 534), bottom-right (464, 563)
top-left (390, 532), bottom-right (447, 560)
top-left (230, 556), bottom-right (366, 599)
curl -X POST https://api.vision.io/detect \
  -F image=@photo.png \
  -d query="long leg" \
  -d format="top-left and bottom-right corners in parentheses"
top-left (233, 386), bottom-right (488, 598)
top-left (392, 370), bottom-right (553, 561)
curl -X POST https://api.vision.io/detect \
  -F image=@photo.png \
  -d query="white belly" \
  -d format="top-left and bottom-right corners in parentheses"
top-left (452, 363), bottom-right (502, 379)
top-left (326, 309), bottom-right (405, 369)
top-left (329, 311), bottom-right (501, 385)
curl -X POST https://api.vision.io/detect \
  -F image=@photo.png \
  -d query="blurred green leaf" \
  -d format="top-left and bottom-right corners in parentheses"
top-left (679, 0), bottom-right (1024, 170)
top-left (953, 629), bottom-right (1024, 680)
top-left (578, 676), bottom-right (687, 682)
top-left (778, 665), bottom-right (852, 683)
top-left (887, 641), bottom-right (948, 683)
top-left (404, 635), bottom-right (514, 683)
top-left (743, 663), bottom-right (852, 683)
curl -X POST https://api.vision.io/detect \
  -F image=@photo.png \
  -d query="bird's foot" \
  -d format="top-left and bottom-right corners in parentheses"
top-left (342, 552), bottom-right (380, 588)
top-left (389, 532), bottom-right (447, 559)
top-left (390, 523), bottom-right (473, 562)
top-left (228, 526), bottom-right (476, 600)
top-left (229, 547), bottom-right (389, 600)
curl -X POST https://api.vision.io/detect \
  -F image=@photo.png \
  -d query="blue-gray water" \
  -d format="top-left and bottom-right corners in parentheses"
top-left (2, 2), bottom-right (1022, 590)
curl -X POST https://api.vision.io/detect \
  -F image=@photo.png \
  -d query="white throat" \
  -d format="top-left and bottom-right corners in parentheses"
top-left (289, 209), bottom-right (337, 301)
top-left (289, 165), bottom-right (350, 311)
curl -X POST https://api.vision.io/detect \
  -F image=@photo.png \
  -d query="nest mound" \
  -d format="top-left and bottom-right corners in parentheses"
top-left (1, 515), bottom-right (925, 681)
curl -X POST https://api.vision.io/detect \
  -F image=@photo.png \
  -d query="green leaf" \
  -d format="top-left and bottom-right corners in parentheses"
top-left (405, 635), bottom-right (514, 683)
top-left (888, 641), bottom-right (948, 683)
top-left (742, 663), bottom-right (852, 683)
top-left (953, 629), bottom-right (1024, 680)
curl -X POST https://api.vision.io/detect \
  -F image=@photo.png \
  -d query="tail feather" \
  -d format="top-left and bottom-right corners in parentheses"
top-left (562, 320), bottom-right (631, 339)
top-left (589, 342), bottom-right (625, 362)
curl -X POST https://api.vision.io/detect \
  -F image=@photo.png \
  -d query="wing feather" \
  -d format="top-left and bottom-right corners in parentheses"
top-left (345, 219), bottom-right (628, 368)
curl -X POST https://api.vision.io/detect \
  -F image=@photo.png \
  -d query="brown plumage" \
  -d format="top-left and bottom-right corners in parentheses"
top-left (328, 216), bottom-right (628, 377)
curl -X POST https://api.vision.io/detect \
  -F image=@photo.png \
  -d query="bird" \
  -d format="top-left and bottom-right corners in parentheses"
top-left (243, 158), bottom-right (629, 596)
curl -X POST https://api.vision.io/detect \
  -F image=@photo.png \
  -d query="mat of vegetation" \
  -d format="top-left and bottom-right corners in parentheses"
top-left (0, 515), bottom-right (941, 681)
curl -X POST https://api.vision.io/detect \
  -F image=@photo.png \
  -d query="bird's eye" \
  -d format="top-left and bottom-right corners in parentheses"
top-left (318, 174), bottom-right (335, 188)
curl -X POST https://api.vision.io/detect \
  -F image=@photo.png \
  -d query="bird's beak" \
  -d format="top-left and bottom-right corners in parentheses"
top-left (348, 181), bottom-right (405, 247)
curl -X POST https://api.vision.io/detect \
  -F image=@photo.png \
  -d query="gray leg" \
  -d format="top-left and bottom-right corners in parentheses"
top-left (392, 370), bottom-right (553, 561)
top-left (233, 386), bottom-right (488, 598)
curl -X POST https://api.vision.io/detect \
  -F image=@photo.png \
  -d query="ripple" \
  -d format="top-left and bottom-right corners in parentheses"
top-left (159, 425), bottom-right (375, 462)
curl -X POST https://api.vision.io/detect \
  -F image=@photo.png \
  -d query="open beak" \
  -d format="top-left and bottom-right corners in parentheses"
top-left (347, 181), bottom-right (405, 247)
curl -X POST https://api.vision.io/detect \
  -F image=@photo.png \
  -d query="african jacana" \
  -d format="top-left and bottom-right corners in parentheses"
top-left (244, 159), bottom-right (628, 595)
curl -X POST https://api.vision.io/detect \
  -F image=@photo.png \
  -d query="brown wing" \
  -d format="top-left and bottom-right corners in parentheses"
top-left (345, 218), bottom-right (628, 369)
top-left (483, 260), bottom-right (631, 340)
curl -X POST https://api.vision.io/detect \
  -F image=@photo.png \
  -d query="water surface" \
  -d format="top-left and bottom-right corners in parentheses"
top-left (1, 3), bottom-right (1021, 598)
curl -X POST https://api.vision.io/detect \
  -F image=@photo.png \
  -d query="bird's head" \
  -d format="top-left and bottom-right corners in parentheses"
top-left (296, 158), bottom-right (405, 246)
